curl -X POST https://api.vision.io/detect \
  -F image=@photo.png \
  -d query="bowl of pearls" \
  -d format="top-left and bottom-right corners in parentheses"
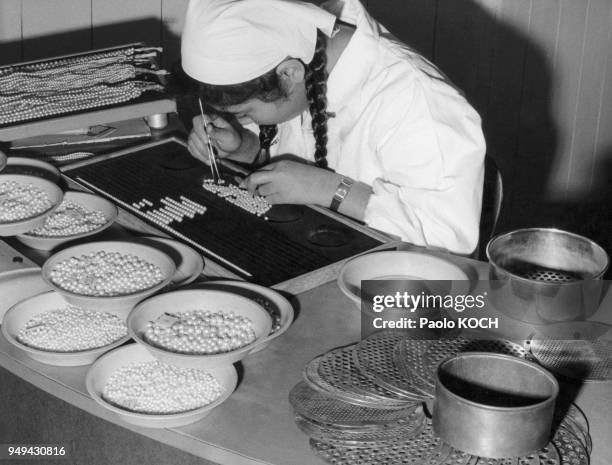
top-left (16, 191), bottom-right (118, 251)
top-left (0, 173), bottom-right (64, 236)
top-left (86, 343), bottom-right (237, 428)
top-left (1, 291), bottom-right (130, 366)
top-left (127, 289), bottom-right (273, 368)
top-left (41, 240), bottom-right (176, 314)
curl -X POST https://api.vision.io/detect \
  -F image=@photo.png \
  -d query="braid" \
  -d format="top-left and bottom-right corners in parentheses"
top-left (258, 124), bottom-right (278, 151)
top-left (305, 31), bottom-right (329, 169)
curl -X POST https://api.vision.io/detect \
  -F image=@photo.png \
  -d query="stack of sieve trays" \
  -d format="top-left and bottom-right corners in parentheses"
top-left (289, 330), bottom-right (592, 465)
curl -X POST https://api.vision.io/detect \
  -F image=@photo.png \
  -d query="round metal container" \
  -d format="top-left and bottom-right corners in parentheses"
top-left (486, 228), bottom-right (609, 324)
top-left (432, 352), bottom-right (559, 459)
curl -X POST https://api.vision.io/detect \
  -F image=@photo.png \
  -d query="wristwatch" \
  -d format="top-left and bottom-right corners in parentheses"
top-left (330, 177), bottom-right (354, 212)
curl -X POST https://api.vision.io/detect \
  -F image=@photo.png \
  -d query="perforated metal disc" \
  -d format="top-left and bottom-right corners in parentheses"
top-left (401, 337), bottom-right (528, 396)
top-left (476, 458), bottom-right (518, 465)
top-left (303, 355), bottom-right (403, 408)
top-left (559, 416), bottom-right (591, 455)
top-left (289, 381), bottom-right (421, 428)
top-left (516, 443), bottom-right (560, 465)
top-left (530, 337), bottom-right (612, 381)
top-left (354, 331), bottom-right (433, 399)
top-left (521, 268), bottom-right (578, 283)
top-left (310, 420), bottom-right (445, 465)
top-left (552, 425), bottom-right (589, 465)
top-left (318, 344), bottom-right (423, 404)
top-left (295, 409), bottom-right (425, 447)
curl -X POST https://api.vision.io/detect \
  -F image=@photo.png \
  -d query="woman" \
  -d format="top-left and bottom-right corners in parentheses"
top-left (182, 0), bottom-right (485, 255)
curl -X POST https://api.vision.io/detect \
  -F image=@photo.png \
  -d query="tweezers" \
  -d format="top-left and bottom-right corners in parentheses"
top-left (198, 98), bottom-right (222, 183)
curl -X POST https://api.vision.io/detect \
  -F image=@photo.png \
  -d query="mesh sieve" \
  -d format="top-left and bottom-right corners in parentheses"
top-left (521, 268), bottom-right (579, 283)
top-left (289, 381), bottom-right (421, 428)
top-left (354, 332), bottom-right (433, 399)
top-left (310, 420), bottom-right (445, 465)
top-left (294, 411), bottom-right (425, 447)
top-left (407, 337), bottom-right (527, 396)
top-left (318, 345), bottom-right (423, 404)
top-left (529, 337), bottom-right (612, 381)
top-left (552, 425), bottom-right (589, 465)
top-left (303, 355), bottom-right (391, 408)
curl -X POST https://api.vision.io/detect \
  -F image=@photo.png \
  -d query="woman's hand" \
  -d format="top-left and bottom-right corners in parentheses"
top-left (188, 114), bottom-right (260, 165)
top-left (240, 160), bottom-right (340, 206)
top-left (187, 114), bottom-right (242, 164)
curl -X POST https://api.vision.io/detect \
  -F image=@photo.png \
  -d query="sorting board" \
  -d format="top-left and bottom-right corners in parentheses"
top-left (62, 138), bottom-right (395, 288)
top-left (0, 43), bottom-right (176, 141)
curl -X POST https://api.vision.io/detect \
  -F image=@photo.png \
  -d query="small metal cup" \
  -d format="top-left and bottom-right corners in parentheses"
top-left (486, 228), bottom-right (609, 324)
top-left (433, 352), bottom-right (559, 458)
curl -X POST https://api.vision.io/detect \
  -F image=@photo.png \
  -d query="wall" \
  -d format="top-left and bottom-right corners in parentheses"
top-left (1, 0), bottom-right (611, 251)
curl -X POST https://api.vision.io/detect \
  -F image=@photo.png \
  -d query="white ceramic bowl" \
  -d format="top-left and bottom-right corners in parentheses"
top-left (16, 191), bottom-right (118, 251)
top-left (0, 268), bottom-right (51, 321)
top-left (86, 343), bottom-right (238, 428)
top-left (128, 289), bottom-right (273, 368)
top-left (189, 281), bottom-right (294, 354)
top-left (1, 291), bottom-right (131, 366)
top-left (337, 250), bottom-right (471, 307)
top-left (4, 157), bottom-right (61, 183)
top-left (41, 240), bottom-right (176, 315)
top-left (0, 173), bottom-right (64, 236)
top-left (132, 236), bottom-right (204, 288)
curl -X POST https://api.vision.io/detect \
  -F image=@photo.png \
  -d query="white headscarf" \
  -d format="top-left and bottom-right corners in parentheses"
top-left (181, 0), bottom-right (337, 85)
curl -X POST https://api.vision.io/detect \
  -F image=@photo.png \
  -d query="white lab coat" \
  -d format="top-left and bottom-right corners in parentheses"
top-left (269, 0), bottom-right (486, 255)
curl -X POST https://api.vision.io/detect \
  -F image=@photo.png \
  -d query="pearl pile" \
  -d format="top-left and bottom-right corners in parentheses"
top-left (103, 361), bottom-right (223, 414)
top-left (202, 179), bottom-right (271, 217)
top-left (0, 47), bottom-right (165, 125)
top-left (49, 251), bottom-right (165, 296)
top-left (0, 181), bottom-right (53, 223)
top-left (17, 306), bottom-right (127, 352)
top-left (26, 200), bottom-right (108, 237)
top-left (145, 310), bottom-right (256, 354)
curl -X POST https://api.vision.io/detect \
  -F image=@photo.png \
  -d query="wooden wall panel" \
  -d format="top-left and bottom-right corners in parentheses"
top-left (592, 7), bottom-right (612, 191)
top-left (21, 0), bottom-right (91, 60)
top-left (91, 0), bottom-right (162, 49)
top-left (0, 0), bottom-right (22, 65)
top-left (161, 0), bottom-right (190, 68)
top-left (548, 0), bottom-right (589, 199)
top-left (566, 0), bottom-right (612, 195)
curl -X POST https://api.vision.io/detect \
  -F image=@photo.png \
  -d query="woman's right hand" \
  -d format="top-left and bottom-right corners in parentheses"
top-left (187, 114), bottom-right (242, 165)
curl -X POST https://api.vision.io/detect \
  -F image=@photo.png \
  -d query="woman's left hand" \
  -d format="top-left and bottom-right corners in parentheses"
top-left (240, 160), bottom-right (340, 206)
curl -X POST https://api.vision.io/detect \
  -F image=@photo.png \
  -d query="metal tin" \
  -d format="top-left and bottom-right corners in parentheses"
top-left (486, 228), bottom-right (609, 324)
top-left (432, 352), bottom-right (559, 459)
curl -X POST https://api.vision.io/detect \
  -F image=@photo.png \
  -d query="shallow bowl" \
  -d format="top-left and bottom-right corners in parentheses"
top-left (128, 289), bottom-right (272, 368)
top-left (41, 240), bottom-right (176, 315)
top-left (86, 343), bottom-right (237, 428)
top-left (0, 173), bottom-right (64, 236)
top-left (16, 191), bottom-right (118, 251)
top-left (1, 291), bottom-right (130, 366)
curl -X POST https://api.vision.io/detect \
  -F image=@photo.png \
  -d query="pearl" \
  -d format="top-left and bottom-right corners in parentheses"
top-left (144, 310), bottom-right (257, 355)
top-left (49, 251), bottom-right (164, 296)
top-left (17, 306), bottom-right (127, 352)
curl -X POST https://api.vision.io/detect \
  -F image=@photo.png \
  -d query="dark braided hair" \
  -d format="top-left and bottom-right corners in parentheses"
top-left (199, 30), bottom-right (330, 168)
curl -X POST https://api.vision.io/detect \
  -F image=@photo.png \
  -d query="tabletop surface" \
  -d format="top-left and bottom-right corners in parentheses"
top-left (0, 240), bottom-right (610, 465)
